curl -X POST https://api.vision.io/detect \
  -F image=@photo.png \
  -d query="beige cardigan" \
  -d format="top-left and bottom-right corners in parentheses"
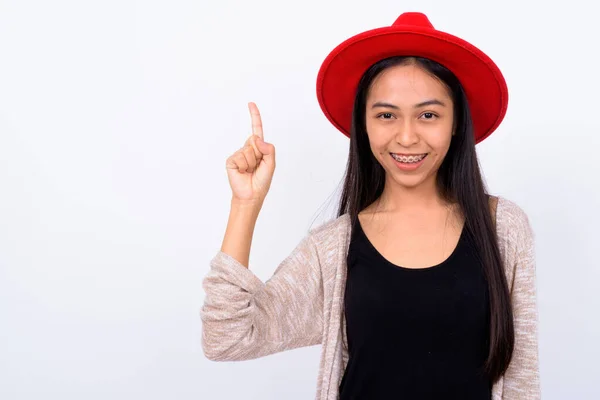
top-left (201, 196), bottom-right (541, 399)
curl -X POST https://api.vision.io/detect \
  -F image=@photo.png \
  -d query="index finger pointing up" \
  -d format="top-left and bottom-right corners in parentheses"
top-left (248, 102), bottom-right (264, 140)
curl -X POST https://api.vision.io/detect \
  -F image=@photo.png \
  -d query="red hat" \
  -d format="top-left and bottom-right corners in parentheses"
top-left (316, 12), bottom-right (508, 144)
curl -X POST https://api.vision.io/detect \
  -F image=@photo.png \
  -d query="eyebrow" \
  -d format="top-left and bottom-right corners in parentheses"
top-left (371, 99), bottom-right (447, 109)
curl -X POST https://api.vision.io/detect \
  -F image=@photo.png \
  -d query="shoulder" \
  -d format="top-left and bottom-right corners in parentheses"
top-left (495, 195), bottom-right (535, 250)
top-left (308, 213), bottom-right (351, 236)
top-left (496, 196), bottom-right (533, 231)
top-left (305, 213), bottom-right (351, 247)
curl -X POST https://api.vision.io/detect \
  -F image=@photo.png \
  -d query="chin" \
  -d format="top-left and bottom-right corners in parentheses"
top-left (387, 166), bottom-right (438, 190)
top-left (393, 176), bottom-right (428, 189)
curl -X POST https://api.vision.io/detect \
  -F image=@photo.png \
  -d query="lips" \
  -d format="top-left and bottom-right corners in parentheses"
top-left (390, 153), bottom-right (428, 171)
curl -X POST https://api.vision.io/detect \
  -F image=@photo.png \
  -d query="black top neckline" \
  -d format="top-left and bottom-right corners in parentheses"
top-left (355, 218), bottom-right (466, 273)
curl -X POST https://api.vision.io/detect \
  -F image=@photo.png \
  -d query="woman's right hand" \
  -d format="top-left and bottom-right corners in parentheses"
top-left (225, 102), bottom-right (276, 206)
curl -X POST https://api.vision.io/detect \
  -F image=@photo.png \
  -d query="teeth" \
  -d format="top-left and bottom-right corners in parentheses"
top-left (391, 153), bottom-right (426, 163)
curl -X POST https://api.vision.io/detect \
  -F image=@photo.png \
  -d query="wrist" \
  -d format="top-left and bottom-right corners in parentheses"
top-left (231, 197), bottom-right (263, 211)
top-left (230, 200), bottom-right (262, 222)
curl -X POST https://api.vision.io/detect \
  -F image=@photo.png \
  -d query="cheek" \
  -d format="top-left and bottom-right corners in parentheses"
top-left (428, 142), bottom-right (452, 169)
top-left (431, 137), bottom-right (452, 156)
top-left (425, 129), bottom-right (453, 156)
top-left (365, 124), bottom-right (388, 154)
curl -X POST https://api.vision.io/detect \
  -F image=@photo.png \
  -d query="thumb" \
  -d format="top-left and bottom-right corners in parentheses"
top-left (255, 137), bottom-right (275, 164)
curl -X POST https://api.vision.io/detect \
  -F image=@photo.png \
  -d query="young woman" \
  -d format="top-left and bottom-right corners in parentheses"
top-left (201, 12), bottom-right (540, 400)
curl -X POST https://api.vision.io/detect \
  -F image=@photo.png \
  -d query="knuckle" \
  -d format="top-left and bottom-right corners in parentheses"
top-left (245, 147), bottom-right (258, 161)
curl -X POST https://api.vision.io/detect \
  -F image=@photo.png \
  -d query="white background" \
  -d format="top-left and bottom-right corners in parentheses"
top-left (1, 0), bottom-right (598, 399)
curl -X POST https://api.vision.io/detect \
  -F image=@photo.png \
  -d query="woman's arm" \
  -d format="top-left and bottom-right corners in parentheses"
top-left (200, 203), bottom-right (324, 361)
top-left (502, 206), bottom-right (541, 399)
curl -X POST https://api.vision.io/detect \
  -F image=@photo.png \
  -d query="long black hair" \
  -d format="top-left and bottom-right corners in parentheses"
top-left (336, 56), bottom-right (514, 383)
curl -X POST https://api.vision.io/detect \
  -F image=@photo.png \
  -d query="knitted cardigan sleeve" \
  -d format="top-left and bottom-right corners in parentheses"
top-left (200, 233), bottom-right (324, 361)
top-left (501, 200), bottom-right (541, 399)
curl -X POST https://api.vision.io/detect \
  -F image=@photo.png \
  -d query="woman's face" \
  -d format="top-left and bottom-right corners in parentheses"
top-left (365, 63), bottom-right (455, 190)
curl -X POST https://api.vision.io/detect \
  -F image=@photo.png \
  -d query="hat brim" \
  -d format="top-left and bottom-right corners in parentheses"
top-left (316, 25), bottom-right (508, 143)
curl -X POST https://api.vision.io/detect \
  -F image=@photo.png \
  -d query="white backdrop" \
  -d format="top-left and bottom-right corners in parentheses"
top-left (1, 0), bottom-right (598, 399)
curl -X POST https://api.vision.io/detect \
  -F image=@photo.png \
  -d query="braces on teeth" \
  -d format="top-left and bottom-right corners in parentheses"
top-left (392, 154), bottom-right (426, 163)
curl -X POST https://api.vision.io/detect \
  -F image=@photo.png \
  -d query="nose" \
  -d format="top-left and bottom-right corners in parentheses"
top-left (395, 120), bottom-right (419, 147)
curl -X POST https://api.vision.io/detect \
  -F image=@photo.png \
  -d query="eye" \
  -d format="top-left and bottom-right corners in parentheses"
top-left (377, 112), bottom-right (394, 120)
top-left (420, 112), bottom-right (438, 120)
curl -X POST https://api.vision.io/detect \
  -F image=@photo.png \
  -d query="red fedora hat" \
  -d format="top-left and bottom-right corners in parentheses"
top-left (316, 12), bottom-right (508, 143)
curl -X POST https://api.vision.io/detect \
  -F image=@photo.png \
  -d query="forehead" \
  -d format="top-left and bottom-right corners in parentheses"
top-left (367, 64), bottom-right (451, 102)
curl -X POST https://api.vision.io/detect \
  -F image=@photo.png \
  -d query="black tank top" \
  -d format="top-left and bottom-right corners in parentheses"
top-left (339, 218), bottom-right (492, 400)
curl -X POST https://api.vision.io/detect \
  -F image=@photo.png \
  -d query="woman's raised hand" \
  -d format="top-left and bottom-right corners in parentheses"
top-left (225, 102), bottom-right (276, 206)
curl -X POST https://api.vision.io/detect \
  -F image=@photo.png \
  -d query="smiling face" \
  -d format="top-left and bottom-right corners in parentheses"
top-left (365, 62), bottom-right (455, 191)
